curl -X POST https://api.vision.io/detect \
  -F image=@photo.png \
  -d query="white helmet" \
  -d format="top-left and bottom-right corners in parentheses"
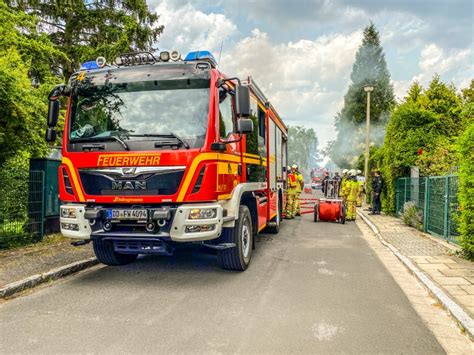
top-left (357, 169), bottom-right (362, 175)
top-left (349, 169), bottom-right (357, 176)
top-left (342, 169), bottom-right (348, 174)
top-left (292, 164), bottom-right (298, 170)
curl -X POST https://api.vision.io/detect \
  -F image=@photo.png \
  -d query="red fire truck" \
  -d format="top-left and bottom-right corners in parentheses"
top-left (45, 50), bottom-right (288, 271)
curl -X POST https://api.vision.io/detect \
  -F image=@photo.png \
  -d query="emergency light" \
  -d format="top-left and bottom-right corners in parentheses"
top-left (184, 51), bottom-right (218, 68)
top-left (80, 60), bottom-right (100, 70)
top-left (80, 56), bottom-right (106, 70)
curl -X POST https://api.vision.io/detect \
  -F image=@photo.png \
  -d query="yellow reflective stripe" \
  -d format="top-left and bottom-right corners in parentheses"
top-left (218, 162), bottom-right (239, 174)
top-left (218, 194), bottom-right (232, 200)
top-left (258, 223), bottom-right (267, 232)
top-left (177, 153), bottom-right (218, 202)
top-left (61, 157), bottom-right (85, 202)
top-left (177, 153), bottom-right (267, 202)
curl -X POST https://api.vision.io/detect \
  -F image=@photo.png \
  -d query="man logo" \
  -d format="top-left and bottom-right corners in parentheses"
top-left (121, 167), bottom-right (137, 176)
top-left (112, 181), bottom-right (146, 190)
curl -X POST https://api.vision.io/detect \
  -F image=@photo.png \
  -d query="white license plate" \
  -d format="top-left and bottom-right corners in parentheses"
top-left (109, 209), bottom-right (147, 220)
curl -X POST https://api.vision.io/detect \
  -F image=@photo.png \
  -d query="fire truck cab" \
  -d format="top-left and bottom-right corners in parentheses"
top-left (46, 50), bottom-right (288, 271)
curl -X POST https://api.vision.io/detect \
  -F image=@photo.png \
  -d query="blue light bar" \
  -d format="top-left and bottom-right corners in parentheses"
top-left (184, 51), bottom-right (217, 68)
top-left (80, 60), bottom-right (100, 70)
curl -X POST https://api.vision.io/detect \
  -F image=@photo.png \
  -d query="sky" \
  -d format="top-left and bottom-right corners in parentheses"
top-left (147, 0), bottom-right (473, 151)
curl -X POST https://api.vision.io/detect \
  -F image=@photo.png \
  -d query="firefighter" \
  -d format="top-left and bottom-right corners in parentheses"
top-left (342, 169), bottom-right (359, 221)
top-left (286, 166), bottom-right (297, 219)
top-left (339, 169), bottom-right (349, 199)
top-left (292, 164), bottom-right (304, 216)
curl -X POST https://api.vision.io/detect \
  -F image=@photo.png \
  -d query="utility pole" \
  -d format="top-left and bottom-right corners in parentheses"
top-left (363, 84), bottom-right (374, 190)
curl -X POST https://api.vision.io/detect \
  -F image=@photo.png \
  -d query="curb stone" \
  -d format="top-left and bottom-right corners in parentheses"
top-left (357, 210), bottom-right (474, 340)
top-left (0, 257), bottom-right (99, 299)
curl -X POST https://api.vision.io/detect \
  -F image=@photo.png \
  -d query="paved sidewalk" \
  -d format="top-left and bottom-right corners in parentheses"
top-left (359, 209), bottom-right (474, 319)
top-left (0, 235), bottom-right (94, 288)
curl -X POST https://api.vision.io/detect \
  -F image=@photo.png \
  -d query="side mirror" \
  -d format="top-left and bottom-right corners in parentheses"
top-left (235, 85), bottom-right (250, 117)
top-left (47, 100), bottom-right (60, 127)
top-left (45, 127), bottom-right (57, 142)
top-left (237, 118), bottom-right (254, 134)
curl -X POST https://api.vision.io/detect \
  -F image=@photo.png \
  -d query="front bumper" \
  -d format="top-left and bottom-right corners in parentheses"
top-left (59, 203), bottom-right (224, 242)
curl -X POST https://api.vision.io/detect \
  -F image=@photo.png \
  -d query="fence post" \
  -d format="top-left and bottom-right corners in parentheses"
top-left (423, 177), bottom-right (429, 233)
top-left (40, 171), bottom-right (45, 240)
top-left (444, 176), bottom-right (449, 240)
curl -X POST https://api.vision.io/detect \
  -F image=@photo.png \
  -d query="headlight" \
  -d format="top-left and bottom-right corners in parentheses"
top-left (188, 208), bottom-right (217, 220)
top-left (61, 207), bottom-right (77, 219)
top-left (185, 224), bottom-right (216, 233)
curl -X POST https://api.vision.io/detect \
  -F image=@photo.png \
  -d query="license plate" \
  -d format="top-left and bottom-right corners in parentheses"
top-left (108, 209), bottom-right (147, 220)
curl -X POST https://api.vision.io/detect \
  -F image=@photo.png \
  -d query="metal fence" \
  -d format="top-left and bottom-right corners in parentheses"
top-left (396, 175), bottom-right (459, 244)
top-left (0, 170), bottom-right (45, 249)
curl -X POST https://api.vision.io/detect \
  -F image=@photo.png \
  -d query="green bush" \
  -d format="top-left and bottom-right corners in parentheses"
top-left (457, 122), bottom-right (474, 260)
top-left (401, 201), bottom-right (423, 231)
top-left (0, 151), bottom-right (34, 249)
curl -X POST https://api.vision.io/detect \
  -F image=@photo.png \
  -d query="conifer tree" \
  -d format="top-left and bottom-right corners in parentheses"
top-left (330, 22), bottom-right (395, 168)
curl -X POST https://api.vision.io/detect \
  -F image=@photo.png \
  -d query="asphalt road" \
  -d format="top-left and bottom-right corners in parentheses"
top-left (0, 205), bottom-right (444, 353)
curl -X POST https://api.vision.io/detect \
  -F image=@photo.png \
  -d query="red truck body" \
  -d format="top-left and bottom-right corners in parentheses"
top-left (50, 51), bottom-right (288, 270)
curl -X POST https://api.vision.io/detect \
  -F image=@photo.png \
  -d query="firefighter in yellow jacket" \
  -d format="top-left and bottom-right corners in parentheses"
top-left (356, 169), bottom-right (364, 207)
top-left (342, 169), bottom-right (359, 221)
top-left (286, 166), bottom-right (297, 219)
top-left (293, 164), bottom-right (304, 216)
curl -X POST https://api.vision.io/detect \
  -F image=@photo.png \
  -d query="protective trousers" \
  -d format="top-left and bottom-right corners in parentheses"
top-left (286, 192), bottom-right (296, 218)
top-left (295, 193), bottom-right (301, 216)
top-left (346, 200), bottom-right (357, 220)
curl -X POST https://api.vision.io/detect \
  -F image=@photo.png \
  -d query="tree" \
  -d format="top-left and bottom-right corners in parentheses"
top-left (7, 0), bottom-right (164, 80)
top-left (287, 126), bottom-right (319, 173)
top-left (330, 22), bottom-right (395, 168)
top-left (379, 76), bottom-right (467, 213)
top-left (0, 3), bottom-right (63, 163)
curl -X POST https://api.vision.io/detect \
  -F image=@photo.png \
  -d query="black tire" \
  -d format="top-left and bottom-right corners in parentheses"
top-left (217, 205), bottom-right (253, 271)
top-left (341, 205), bottom-right (346, 224)
top-left (93, 238), bottom-right (138, 266)
top-left (314, 204), bottom-right (319, 222)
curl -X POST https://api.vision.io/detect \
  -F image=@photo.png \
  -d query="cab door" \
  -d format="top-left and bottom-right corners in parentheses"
top-left (217, 86), bottom-right (241, 198)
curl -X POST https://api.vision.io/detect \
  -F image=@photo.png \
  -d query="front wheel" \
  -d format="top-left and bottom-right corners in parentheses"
top-left (217, 205), bottom-right (253, 271)
top-left (93, 238), bottom-right (138, 266)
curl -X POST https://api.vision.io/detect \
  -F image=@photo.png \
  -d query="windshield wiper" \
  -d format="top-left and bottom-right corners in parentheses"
top-left (70, 135), bottom-right (130, 151)
top-left (126, 133), bottom-right (190, 149)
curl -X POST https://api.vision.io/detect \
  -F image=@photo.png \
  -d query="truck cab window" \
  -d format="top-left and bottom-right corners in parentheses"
top-left (219, 88), bottom-right (235, 139)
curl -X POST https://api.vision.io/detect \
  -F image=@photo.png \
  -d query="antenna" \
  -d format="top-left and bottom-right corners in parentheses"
top-left (217, 40), bottom-right (224, 69)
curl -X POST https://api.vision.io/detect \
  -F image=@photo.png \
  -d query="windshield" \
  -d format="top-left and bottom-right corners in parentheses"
top-left (69, 79), bottom-right (210, 148)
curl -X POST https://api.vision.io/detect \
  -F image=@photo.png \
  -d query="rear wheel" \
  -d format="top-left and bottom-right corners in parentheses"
top-left (314, 204), bottom-right (319, 222)
top-left (93, 238), bottom-right (138, 266)
top-left (217, 205), bottom-right (253, 271)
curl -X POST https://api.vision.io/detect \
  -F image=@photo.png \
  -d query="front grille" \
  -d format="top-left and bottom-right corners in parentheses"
top-left (79, 168), bottom-right (185, 196)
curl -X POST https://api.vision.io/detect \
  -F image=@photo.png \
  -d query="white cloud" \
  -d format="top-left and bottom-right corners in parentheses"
top-left (416, 44), bottom-right (472, 85)
top-left (154, 1), bottom-right (237, 53)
